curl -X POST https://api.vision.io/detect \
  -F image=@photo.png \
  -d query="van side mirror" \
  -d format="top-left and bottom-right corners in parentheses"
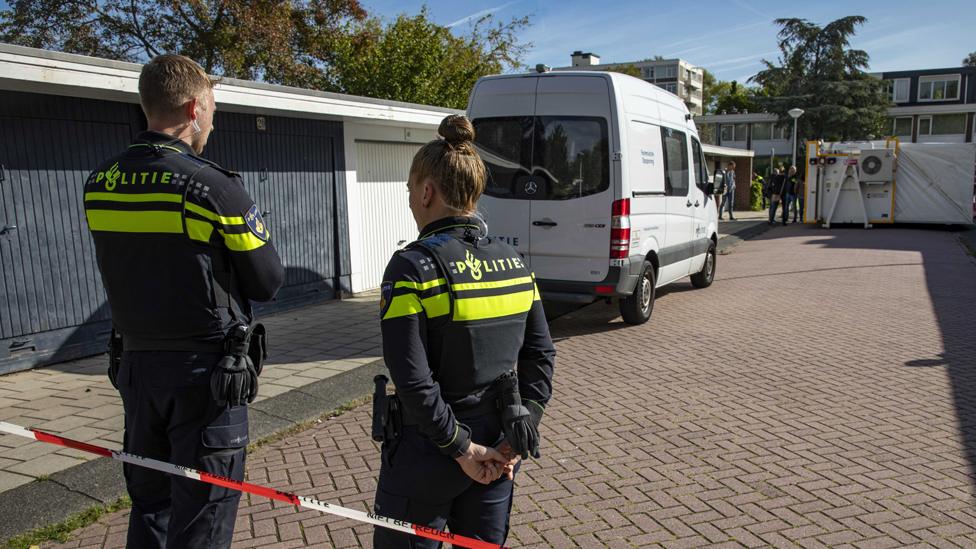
top-left (705, 182), bottom-right (715, 196)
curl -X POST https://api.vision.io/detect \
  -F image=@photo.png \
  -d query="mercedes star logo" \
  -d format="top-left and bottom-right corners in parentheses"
top-left (524, 180), bottom-right (538, 195)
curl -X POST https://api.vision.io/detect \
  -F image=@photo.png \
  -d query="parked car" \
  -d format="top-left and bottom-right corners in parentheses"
top-left (468, 70), bottom-right (718, 324)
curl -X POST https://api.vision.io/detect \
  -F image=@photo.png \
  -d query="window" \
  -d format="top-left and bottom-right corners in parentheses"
top-left (643, 66), bottom-right (655, 78)
top-left (733, 123), bottom-right (748, 141)
top-left (751, 123), bottom-right (772, 140)
top-left (892, 117), bottom-right (912, 136)
top-left (473, 116), bottom-right (609, 201)
top-left (658, 82), bottom-right (677, 94)
top-left (774, 124), bottom-right (790, 140)
top-left (918, 116), bottom-right (932, 135)
top-left (890, 78), bottom-right (910, 103)
top-left (720, 124), bottom-right (734, 142)
top-left (536, 117), bottom-right (610, 199)
top-left (473, 117), bottom-right (532, 198)
top-left (660, 127), bottom-right (689, 196)
top-left (691, 137), bottom-right (707, 189)
top-left (657, 65), bottom-right (677, 79)
top-left (931, 113), bottom-right (967, 135)
top-left (918, 75), bottom-right (961, 101)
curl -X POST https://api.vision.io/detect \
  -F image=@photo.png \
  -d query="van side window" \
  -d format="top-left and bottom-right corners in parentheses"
top-left (661, 127), bottom-right (689, 196)
top-left (691, 137), bottom-right (705, 189)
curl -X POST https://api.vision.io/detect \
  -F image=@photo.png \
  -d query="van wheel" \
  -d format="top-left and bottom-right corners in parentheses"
top-left (691, 241), bottom-right (716, 288)
top-left (620, 260), bottom-right (655, 325)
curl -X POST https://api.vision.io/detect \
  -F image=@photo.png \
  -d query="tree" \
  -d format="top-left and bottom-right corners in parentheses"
top-left (964, 51), bottom-right (976, 67)
top-left (750, 16), bottom-right (889, 143)
top-left (0, 1), bottom-right (368, 84)
top-left (328, 9), bottom-right (530, 108)
top-left (0, 2), bottom-right (531, 107)
top-left (607, 64), bottom-right (642, 78)
top-left (713, 80), bottom-right (759, 114)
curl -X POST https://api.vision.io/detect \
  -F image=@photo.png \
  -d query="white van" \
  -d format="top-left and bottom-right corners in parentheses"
top-left (467, 71), bottom-right (718, 325)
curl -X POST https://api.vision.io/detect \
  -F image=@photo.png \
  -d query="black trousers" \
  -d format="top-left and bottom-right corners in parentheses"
top-left (373, 414), bottom-right (515, 548)
top-left (116, 351), bottom-right (248, 549)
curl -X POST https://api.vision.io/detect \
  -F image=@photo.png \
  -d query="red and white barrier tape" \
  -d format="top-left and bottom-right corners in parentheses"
top-left (0, 421), bottom-right (508, 549)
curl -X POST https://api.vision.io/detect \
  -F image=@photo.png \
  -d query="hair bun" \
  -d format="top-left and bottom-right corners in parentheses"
top-left (439, 114), bottom-right (475, 146)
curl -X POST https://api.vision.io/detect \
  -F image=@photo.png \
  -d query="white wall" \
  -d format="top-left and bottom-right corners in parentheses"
top-left (343, 121), bottom-right (438, 293)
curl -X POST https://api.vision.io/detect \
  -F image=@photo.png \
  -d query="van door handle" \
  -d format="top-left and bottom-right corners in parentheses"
top-left (694, 201), bottom-right (700, 207)
top-left (686, 200), bottom-right (693, 207)
top-left (532, 220), bottom-right (557, 227)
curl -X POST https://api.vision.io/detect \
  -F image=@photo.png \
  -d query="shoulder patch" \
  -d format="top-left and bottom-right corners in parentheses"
top-left (243, 205), bottom-right (270, 241)
top-left (379, 281), bottom-right (393, 318)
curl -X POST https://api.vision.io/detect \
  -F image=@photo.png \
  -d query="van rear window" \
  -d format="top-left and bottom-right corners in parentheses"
top-left (474, 116), bottom-right (609, 201)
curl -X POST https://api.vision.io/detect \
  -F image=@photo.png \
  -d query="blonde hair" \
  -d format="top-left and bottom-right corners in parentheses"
top-left (139, 54), bottom-right (215, 120)
top-left (410, 115), bottom-right (486, 213)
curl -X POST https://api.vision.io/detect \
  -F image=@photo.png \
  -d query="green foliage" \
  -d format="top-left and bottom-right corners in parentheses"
top-left (714, 80), bottom-right (759, 114)
top-left (0, 0), bottom-right (368, 80)
top-left (750, 16), bottom-right (889, 145)
top-left (329, 8), bottom-right (530, 108)
top-left (608, 64), bottom-right (642, 78)
top-left (1, 496), bottom-right (131, 549)
top-left (0, 1), bottom-right (532, 107)
top-left (964, 51), bottom-right (976, 67)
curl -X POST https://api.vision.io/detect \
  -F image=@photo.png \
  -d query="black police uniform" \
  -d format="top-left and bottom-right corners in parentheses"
top-left (84, 130), bottom-right (284, 548)
top-left (373, 216), bottom-right (555, 547)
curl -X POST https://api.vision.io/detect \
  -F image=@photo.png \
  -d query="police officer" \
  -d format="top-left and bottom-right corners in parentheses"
top-left (372, 115), bottom-right (556, 547)
top-left (84, 54), bottom-right (283, 548)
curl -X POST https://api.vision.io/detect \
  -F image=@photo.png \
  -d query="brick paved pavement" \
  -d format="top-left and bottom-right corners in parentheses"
top-left (0, 295), bottom-right (382, 493)
top-left (43, 225), bottom-right (976, 547)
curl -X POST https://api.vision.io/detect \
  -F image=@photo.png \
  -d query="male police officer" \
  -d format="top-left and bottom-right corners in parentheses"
top-left (84, 54), bottom-right (283, 548)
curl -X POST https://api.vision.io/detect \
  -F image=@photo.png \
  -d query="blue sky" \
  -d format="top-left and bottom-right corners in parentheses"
top-left (364, 0), bottom-right (975, 82)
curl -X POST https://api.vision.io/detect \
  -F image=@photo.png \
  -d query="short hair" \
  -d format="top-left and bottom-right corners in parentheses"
top-left (728, 161), bottom-right (736, 168)
top-left (410, 115), bottom-right (486, 212)
top-left (138, 54), bottom-right (215, 119)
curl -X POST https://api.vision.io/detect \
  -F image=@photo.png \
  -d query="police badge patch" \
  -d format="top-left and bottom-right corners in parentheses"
top-left (244, 205), bottom-right (270, 241)
top-left (379, 281), bottom-right (393, 318)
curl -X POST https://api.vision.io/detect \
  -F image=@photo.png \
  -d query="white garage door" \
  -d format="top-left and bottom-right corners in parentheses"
top-left (356, 141), bottom-right (423, 290)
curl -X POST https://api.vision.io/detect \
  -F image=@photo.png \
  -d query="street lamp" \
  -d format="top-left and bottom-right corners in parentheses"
top-left (788, 108), bottom-right (804, 169)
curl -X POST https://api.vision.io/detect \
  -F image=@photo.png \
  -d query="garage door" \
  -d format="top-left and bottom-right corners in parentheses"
top-left (355, 141), bottom-right (423, 290)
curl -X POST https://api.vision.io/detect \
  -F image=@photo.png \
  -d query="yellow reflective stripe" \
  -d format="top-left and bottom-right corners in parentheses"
top-left (185, 218), bottom-right (213, 243)
top-left (436, 424), bottom-right (460, 449)
top-left (86, 210), bottom-right (183, 233)
top-left (451, 276), bottom-right (533, 292)
top-left (421, 292), bottom-right (450, 318)
top-left (185, 202), bottom-right (244, 226)
top-left (84, 192), bottom-right (182, 203)
top-left (218, 229), bottom-right (267, 252)
top-left (454, 289), bottom-right (535, 321)
top-left (383, 293), bottom-right (423, 320)
top-left (533, 282), bottom-right (541, 301)
top-left (395, 278), bottom-right (446, 291)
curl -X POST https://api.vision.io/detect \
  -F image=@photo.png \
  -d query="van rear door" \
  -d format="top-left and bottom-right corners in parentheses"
top-left (469, 77), bottom-right (538, 262)
top-left (529, 76), bottom-right (614, 282)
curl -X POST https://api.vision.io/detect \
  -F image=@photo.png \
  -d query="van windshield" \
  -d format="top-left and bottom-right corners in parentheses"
top-left (474, 116), bottom-right (609, 200)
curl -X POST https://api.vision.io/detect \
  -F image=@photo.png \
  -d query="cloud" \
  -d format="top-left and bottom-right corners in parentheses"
top-left (732, 0), bottom-right (770, 20)
top-left (659, 20), bottom-right (769, 52)
top-left (446, 1), bottom-right (518, 28)
top-left (700, 50), bottom-right (779, 69)
top-left (665, 45), bottom-right (709, 58)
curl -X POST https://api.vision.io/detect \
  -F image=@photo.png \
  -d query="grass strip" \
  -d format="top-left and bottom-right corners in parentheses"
top-left (1, 496), bottom-right (131, 549)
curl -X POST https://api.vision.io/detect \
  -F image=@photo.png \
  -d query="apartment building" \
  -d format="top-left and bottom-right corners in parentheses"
top-left (878, 66), bottom-right (976, 143)
top-left (554, 51), bottom-right (704, 115)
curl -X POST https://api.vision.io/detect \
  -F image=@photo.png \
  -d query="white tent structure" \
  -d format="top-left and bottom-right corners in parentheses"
top-left (803, 140), bottom-right (975, 227)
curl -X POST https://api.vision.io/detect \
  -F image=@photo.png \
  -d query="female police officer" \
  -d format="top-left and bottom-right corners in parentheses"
top-left (373, 115), bottom-right (556, 547)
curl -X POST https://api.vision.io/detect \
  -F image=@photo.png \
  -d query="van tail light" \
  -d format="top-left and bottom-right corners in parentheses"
top-left (610, 198), bottom-right (631, 259)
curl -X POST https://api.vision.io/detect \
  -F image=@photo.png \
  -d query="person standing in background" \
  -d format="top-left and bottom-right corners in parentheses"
top-left (718, 161), bottom-right (736, 221)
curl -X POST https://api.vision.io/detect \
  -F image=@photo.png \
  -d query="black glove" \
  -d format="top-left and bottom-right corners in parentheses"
top-left (496, 371), bottom-right (541, 460)
top-left (210, 354), bottom-right (259, 407)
